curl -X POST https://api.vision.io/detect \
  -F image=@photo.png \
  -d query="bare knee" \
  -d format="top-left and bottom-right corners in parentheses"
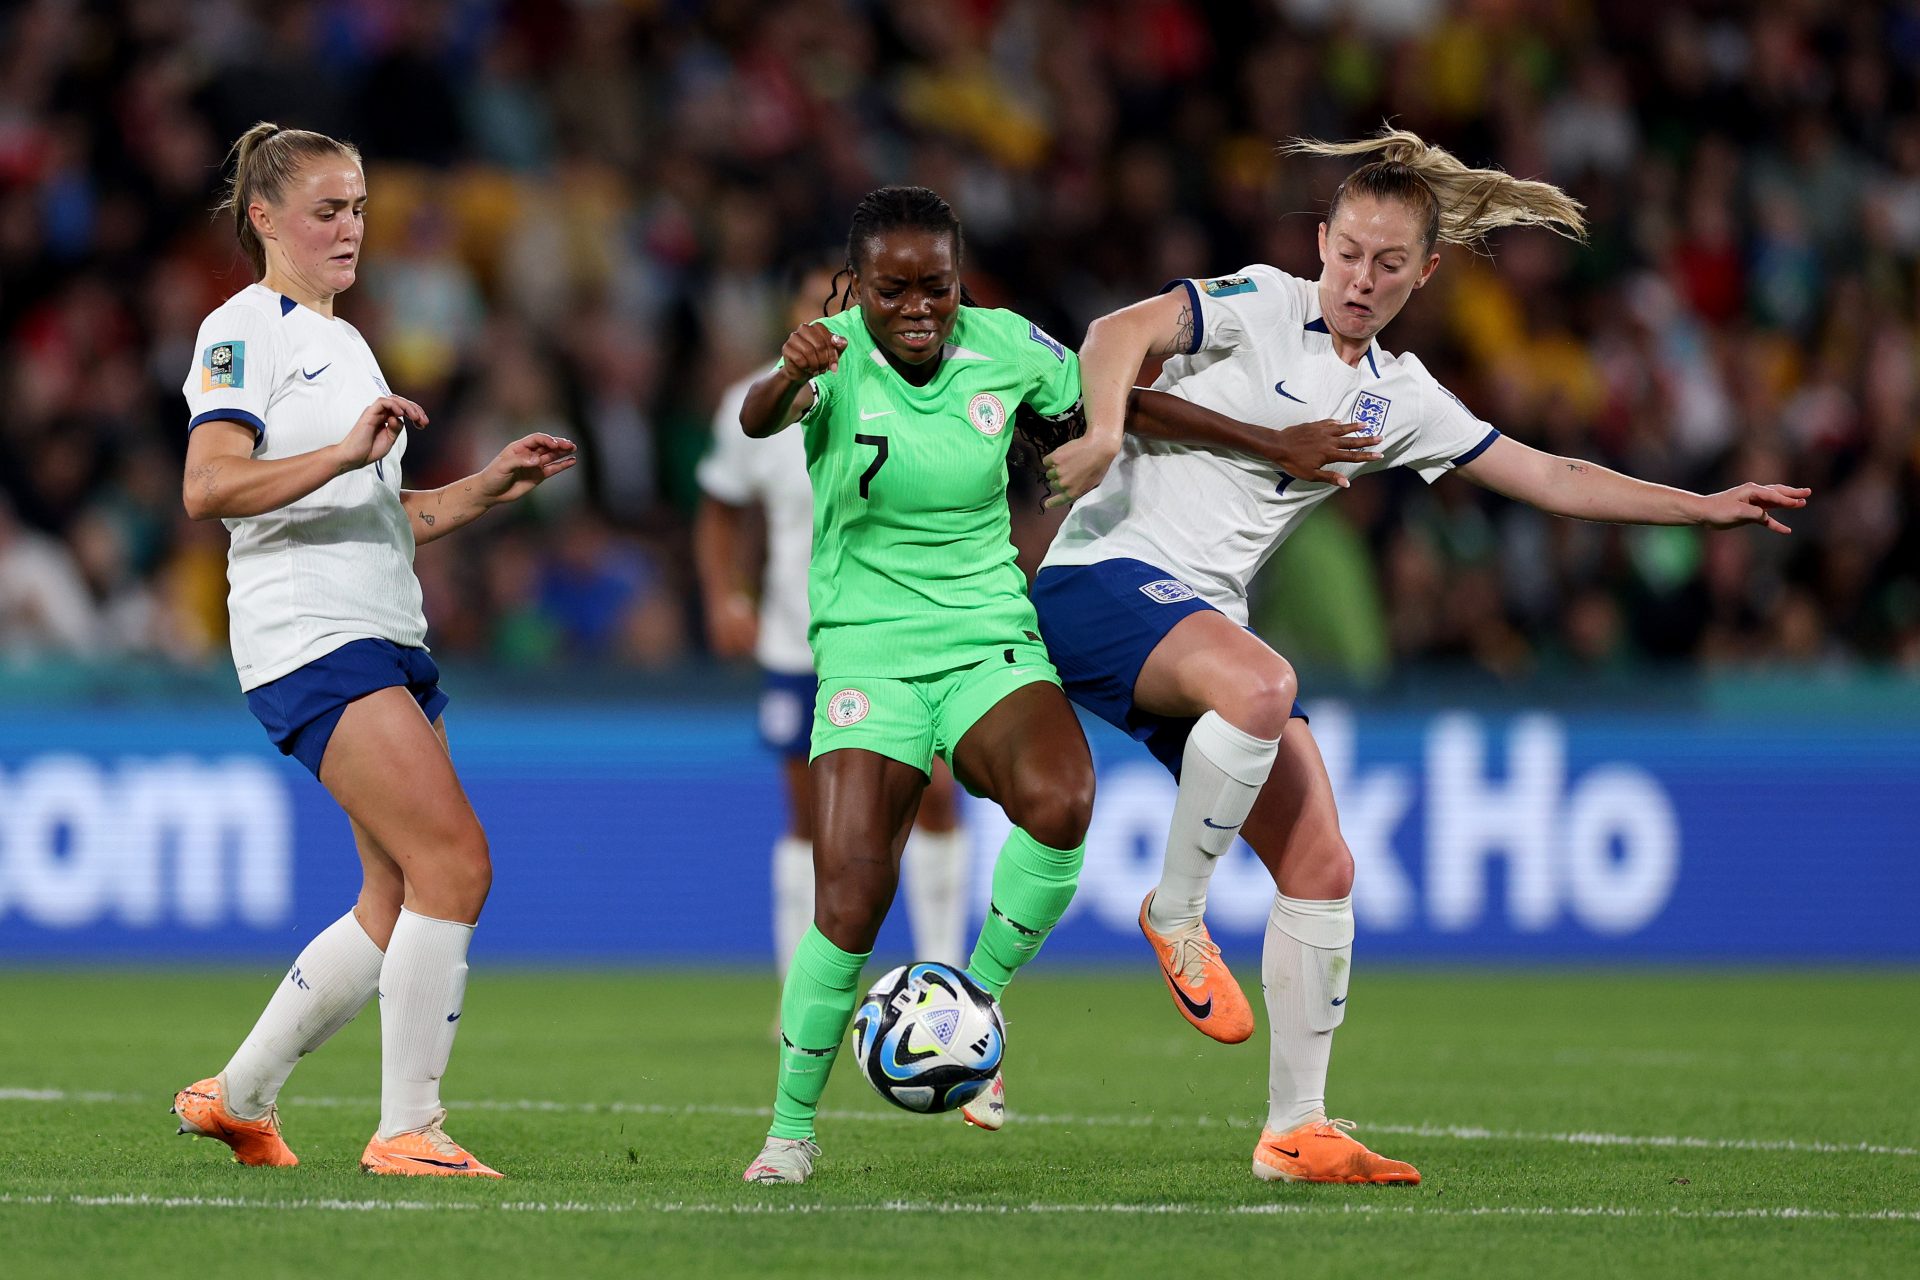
top-left (1277, 834), bottom-right (1354, 901)
top-left (1217, 655), bottom-right (1298, 740)
top-left (1004, 767), bottom-right (1093, 850)
top-left (813, 871), bottom-right (895, 953)
top-left (406, 822), bottom-right (492, 923)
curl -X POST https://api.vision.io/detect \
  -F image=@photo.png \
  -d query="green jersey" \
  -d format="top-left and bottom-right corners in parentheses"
top-left (791, 305), bottom-right (1081, 678)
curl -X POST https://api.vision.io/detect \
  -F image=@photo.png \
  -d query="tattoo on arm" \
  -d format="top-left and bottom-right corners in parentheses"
top-left (419, 512), bottom-right (436, 526)
top-left (1155, 301), bottom-right (1194, 357)
top-left (187, 462), bottom-right (219, 502)
top-left (1565, 462), bottom-right (1587, 474)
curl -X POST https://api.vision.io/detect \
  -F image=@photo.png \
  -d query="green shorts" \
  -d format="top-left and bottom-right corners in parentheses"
top-left (811, 641), bottom-right (1060, 776)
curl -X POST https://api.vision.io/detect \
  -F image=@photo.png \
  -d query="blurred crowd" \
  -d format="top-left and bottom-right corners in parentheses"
top-left (2, 0), bottom-right (1918, 683)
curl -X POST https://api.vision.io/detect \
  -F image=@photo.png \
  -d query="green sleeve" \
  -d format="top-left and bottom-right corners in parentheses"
top-left (1023, 321), bottom-right (1081, 417)
top-left (794, 364), bottom-right (838, 429)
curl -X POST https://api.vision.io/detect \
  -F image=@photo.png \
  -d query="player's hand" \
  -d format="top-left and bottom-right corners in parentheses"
top-left (1042, 433), bottom-right (1121, 509)
top-left (706, 592), bottom-right (759, 658)
top-left (1696, 482), bottom-right (1811, 534)
top-left (336, 395), bottom-right (428, 473)
top-left (1261, 418), bottom-right (1383, 489)
top-left (781, 322), bottom-right (848, 382)
top-left (479, 432), bottom-right (579, 505)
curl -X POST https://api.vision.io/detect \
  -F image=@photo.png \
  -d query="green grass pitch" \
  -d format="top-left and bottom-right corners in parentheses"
top-left (1, 968), bottom-right (1915, 1278)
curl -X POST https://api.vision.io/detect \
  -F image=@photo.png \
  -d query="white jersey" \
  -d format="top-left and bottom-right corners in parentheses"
top-left (1042, 265), bottom-right (1499, 622)
top-left (695, 372), bottom-right (815, 675)
top-left (182, 284), bottom-right (426, 691)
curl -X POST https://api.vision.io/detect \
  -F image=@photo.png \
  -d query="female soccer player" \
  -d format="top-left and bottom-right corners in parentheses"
top-left (696, 263), bottom-right (972, 996)
top-left (734, 186), bottom-right (1106, 1185)
top-left (1034, 128), bottom-right (1809, 1185)
top-left (170, 122), bottom-right (575, 1177)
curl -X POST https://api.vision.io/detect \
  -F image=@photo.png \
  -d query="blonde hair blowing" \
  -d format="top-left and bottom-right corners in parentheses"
top-left (1282, 127), bottom-right (1586, 249)
top-left (216, 122), bottom-right (363, 278)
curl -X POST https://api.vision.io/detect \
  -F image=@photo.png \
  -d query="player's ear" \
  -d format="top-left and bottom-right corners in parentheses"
top-left (249, 200), bottom-right (275, 243)
top-left (1415, 250), bottom-right (1440, 289)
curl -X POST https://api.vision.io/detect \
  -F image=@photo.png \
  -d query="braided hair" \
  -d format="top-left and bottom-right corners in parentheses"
top-left (827, 185), bottom-right (978, 312)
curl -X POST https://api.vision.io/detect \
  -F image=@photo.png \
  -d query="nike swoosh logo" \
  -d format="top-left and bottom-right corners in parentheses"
top-left (1330, 996), bottom-right (1346, 1006)
top-left (859, 408), bottom-right (894, 420)
top-left (399, 1154), bottom-right (472, 1170)
top-left (1167, 976), bottom-right (1212, 1021)
top-left (1200, 817), bottom-right (1235, 830)
top-left (302, 364), bottom-right (330, 380)
top-left (1274, 380), bottom-right (1305, 403)
top-left (446, 1012), bottom-right (461, 1022)
top-left (1272, 1146), bottom-right (1300, 1159)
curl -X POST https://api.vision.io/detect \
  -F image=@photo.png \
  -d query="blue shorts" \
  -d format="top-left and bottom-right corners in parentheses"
top-left (759, 669), bottom-right (817, 759)
top-left (245, 638), bottom-right (450, 779)
top-left (1031, 557), bottom-right (1304, 775)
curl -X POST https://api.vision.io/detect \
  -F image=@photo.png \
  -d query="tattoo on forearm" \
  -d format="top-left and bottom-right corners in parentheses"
top-left (1565, 462), bottom-right (1587, 474)
top-left (419, 513), bottom-right (435, 526)
top-left (188, 462), bottom-right (219, 501)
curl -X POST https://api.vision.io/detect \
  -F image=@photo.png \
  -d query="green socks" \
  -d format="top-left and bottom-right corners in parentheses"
top-left (769, 924), bottom-right (869, 1140)
top-left (965, 826), bottom-right (1086, 998)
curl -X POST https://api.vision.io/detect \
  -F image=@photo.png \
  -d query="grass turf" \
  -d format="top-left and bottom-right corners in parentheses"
top-left (0, 968), bottom-right (1915, 1278)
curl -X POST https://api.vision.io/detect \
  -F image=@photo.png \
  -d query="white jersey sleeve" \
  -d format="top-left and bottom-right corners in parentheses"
top-left (182, 301), bottom-right (281, 443)
top-left (1383, 353), bottom-right (1502, 483)
top-left (1164, 265), bottom-right (1306, 366)
top-left (695, 375), bottom-right (763, 506)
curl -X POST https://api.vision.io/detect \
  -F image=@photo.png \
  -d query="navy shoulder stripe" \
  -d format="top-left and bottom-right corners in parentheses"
top-left (188, 408), bottom-right (266, 442)
top-left (1157, 279), bottom-right (1204, 355)
top-left (1450, 427), bottom-right (1501, 468)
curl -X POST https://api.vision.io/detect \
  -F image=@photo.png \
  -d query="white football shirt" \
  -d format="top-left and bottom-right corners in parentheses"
top-left (182, 284), bottom-right (427, 690)
top-left (695, 372), bottom-right (815, 675)
top-left (1041, 265), bottom-right (1499, 622)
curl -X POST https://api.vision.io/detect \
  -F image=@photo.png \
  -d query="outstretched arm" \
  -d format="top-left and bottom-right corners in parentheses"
top-left (182, 394), bottom-right (428, 520)
top-left (1456, 434), bottom-right (1810, 533)
top-left (693, 496), bottom-right (761, 659)
top-left (1043, 290), bottom-right (1192, 507)
top-left (1125, 389), bottom-right (1383, 488)
top-left (402, 432), bottom-right (577, 546)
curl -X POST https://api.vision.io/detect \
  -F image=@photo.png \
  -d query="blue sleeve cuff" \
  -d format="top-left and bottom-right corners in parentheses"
top-left (1157, 279), bottom-right (1204, 355)
top-left (1450, 427), bottom-right (1500, 468)
top-left (188, 408), bottom-right (265, 442)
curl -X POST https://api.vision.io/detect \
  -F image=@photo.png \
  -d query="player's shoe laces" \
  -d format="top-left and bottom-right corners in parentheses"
top-left (171, 1074), bottom-right (298, 1167)
top-left (1252, 1117), bottom-right (1421, 1184)
top-left (360, 1109), bottom-right (503, 1177)
top-left (1138, 892), bottom-right (1254, 1044)
top-left (743, 1136), bottom-right (820, 1184)
top-left (960, 1070), bottom-right (1004, 1131)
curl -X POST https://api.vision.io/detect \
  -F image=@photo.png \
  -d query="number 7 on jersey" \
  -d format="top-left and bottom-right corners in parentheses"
top-left (855, 432), bottom-right (889, 498)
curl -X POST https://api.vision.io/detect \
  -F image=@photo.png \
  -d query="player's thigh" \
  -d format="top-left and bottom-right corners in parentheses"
top-left (1239, 718), bottom-right (1355, 900)
top-left (1133, 609), bottom-right (1297, 730)
top-left (807, 677), bottom-right (934, 881)
top-left (949, 679), bottom-right (1093, 848)
top-left (809, 747), bottom-right (927, 950)
top-left (319, 687), bottom-right (487, 879)
top-left (914, 757), bottom-right (960, 833)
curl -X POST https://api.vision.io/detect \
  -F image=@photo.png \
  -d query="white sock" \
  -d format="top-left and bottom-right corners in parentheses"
top-left (378, 908), bottom-right (473, 1138)
top-left (1148, 711), bottom-right (1279, 933)
top-left (1261, 892), bottom-right (1353, 1133)
top-left (900, 827), bottom-right (970, 966)
top-left (223, 910), bottom-right (384, 1119)
top-left (772, 836), bottom-right (814, 983)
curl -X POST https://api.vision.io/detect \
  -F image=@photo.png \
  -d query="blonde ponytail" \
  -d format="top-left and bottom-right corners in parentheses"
top-left (1282, 126), bottom-right (1586, 249)
top-left (216, 122), bottom-right (363, 278)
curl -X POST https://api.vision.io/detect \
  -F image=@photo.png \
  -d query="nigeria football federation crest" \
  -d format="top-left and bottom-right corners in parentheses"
top-left (826, 688), bottom-right (871, 727)
top-left (968, 392), bottom-right (1007, 436)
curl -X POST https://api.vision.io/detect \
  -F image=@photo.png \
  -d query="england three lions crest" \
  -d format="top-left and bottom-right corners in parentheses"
top-left (1351, 391), bottom-right (1391, 438)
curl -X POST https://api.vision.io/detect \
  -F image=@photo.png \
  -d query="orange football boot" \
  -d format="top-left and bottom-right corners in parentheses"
top-left (171, 1074), bottom-right (298, 1167)
top-left (1138, 892), bottom-right (1254, 1044)
top-left (361, 1109), bottom-right (503, 1177)
top-left (1252, 1117), bottom-right (1421, 1184)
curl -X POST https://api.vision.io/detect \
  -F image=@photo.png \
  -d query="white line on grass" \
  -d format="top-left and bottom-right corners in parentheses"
top-left (4, 1087), bottom-right (1915, 1159)
top-left (0, 1192), bottom-right (1916, 1223)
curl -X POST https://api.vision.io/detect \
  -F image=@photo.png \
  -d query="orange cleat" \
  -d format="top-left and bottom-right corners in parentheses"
top-left (171, 1074), bottom-right (298, 1167)
top-left (360, 1110), bottom-right (502, 1178)
top-left (1252, 1117), bottom-right (1421, 1184)
top-left (1138, 892), bottom-right (1253, 1044)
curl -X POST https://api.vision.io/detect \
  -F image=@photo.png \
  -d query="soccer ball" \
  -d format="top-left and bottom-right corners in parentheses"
top-left (850, 961), bottom-right (1005, 1114)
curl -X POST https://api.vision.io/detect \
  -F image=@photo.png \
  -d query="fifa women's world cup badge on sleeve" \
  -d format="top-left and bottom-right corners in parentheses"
top-left (202, 341), bottom-right (246, 391)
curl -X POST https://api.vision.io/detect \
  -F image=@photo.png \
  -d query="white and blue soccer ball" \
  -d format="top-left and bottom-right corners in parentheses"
top-left (851, 961), bottom-right (1005, 1114)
